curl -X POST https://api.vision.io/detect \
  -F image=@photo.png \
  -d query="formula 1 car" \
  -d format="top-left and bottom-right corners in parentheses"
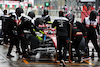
top-left (24, 27), bottom-right (57, 60)
top-left (25, 17), bottom-right (87, 62)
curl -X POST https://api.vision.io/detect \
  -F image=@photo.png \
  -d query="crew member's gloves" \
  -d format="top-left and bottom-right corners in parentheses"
top-left (36, 35), bottom-right (43, 41)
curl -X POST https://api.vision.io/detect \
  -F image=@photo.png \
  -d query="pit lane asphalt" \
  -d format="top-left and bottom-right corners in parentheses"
top-left (0, 41), bottom-right (100, 67)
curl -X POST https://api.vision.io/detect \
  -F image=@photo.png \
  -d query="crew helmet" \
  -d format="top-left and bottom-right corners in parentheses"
top-left (90, 10), bottom-right (98, 21)
top-left (16, 7), bottom-right (24, 17)
top-left (28, 11), bottom-right (35, 19)
top-left (65, 13), bottom-right (75, 23)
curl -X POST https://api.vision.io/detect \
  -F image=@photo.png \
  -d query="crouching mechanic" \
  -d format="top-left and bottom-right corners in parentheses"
top-left (66, 14), bottom-right (87, 62)
top-left (52, 11), bottom-right (70, 66)
top-left (17, 11), bottom-right (43, 58)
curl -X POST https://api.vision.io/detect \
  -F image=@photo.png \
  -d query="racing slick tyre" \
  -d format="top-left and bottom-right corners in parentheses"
top-left (28, 35), bottom-right (39, 50)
